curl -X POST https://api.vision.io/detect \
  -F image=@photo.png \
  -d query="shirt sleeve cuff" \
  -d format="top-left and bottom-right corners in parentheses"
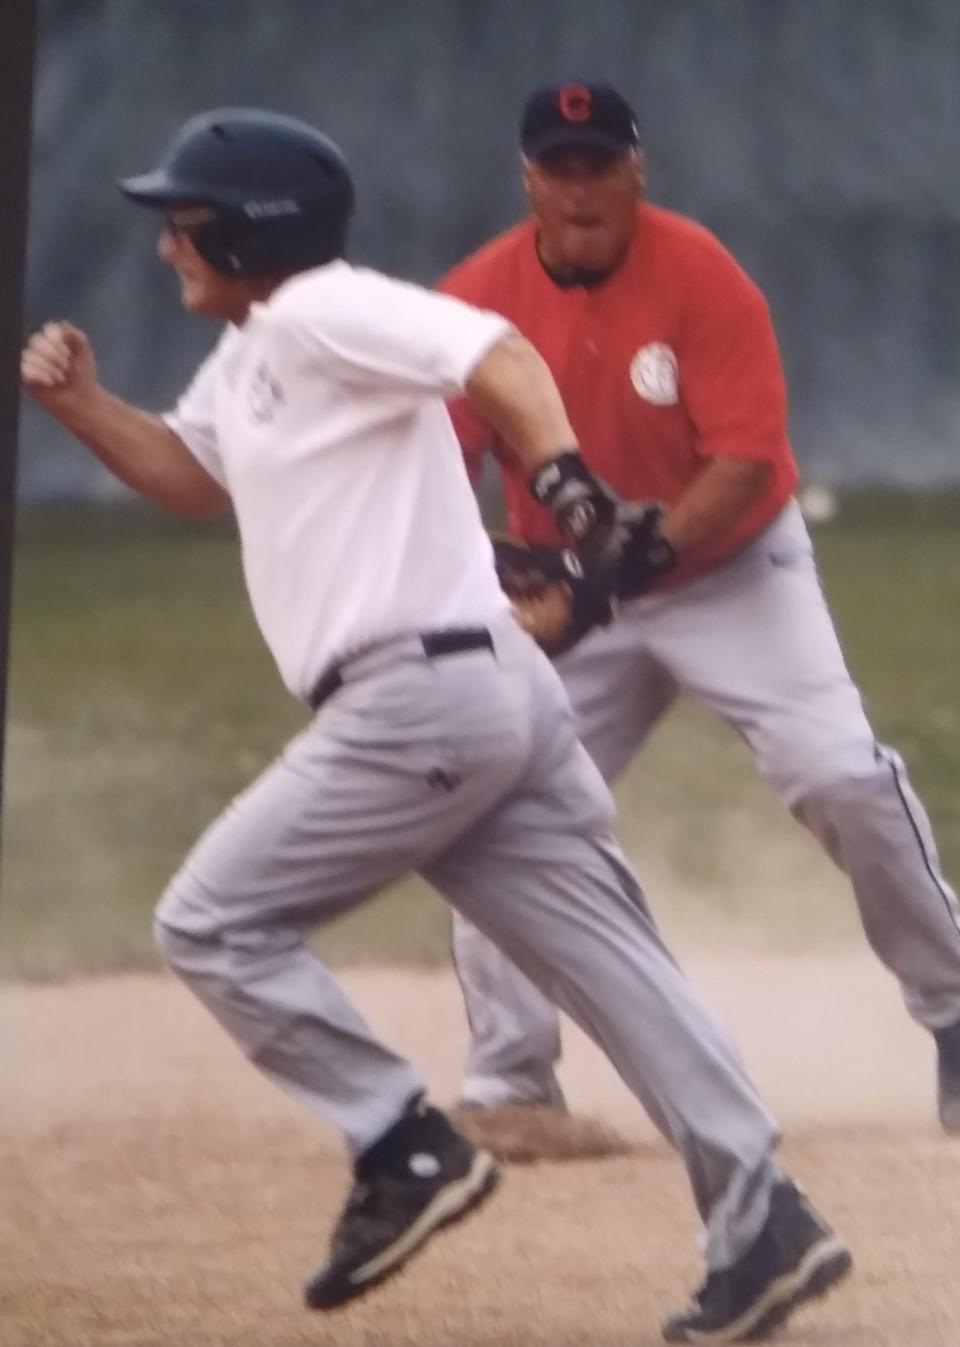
top-left (161, 411), bottom-right (229, 488)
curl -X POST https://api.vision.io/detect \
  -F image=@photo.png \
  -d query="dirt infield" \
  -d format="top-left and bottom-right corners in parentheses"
top-left (3, 952), bottom-right (959, 1347)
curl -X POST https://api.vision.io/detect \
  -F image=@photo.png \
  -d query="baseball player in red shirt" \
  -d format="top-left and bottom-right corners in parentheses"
top-left (441, 81), bottom-right (960, 1134)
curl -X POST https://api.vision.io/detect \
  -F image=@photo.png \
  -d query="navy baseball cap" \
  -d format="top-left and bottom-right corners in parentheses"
top-left (520, 82), bottom-right (640, 159)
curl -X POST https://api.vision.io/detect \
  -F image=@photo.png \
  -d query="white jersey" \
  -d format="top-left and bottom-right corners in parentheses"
top-left (164, 261), bottom-right (513, 699)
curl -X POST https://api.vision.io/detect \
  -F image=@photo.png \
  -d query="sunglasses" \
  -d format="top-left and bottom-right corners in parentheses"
top-left (164, 209), bottom-right (218, 238)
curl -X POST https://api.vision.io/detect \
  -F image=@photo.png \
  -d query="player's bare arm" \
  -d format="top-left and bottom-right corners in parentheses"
top-left (464, 331), bottom-right (577, 474)
top-left (21, 320), bottom-right (228, 518)
top-left (464, 329), bottom-right (679, 618)
top-left (465, 330), bottom-right (621, 552)
top-left (659, 456), bottom-right (772, 556)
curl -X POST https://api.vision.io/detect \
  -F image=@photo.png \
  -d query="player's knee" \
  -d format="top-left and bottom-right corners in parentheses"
top-left (153, 871), bottom-right (223, 974)
top-left (154, 862), bottom-right (227, 952)
top-left (789, 744), bottom-right (912, 863)
top-left (794, 743), bottom-right (905, 807)
top-left (756, 730), bottom-right (882, 808)
top-left (745, 676), bottom-right (880, 805)
top-left (153, 914), bottom-right (212, 975)
top-left (152, 913), bottom-right (182, 967)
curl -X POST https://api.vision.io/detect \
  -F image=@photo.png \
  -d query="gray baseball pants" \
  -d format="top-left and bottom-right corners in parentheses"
top-left (454, 502), bottom-right (960, 1108)
top-left (155, 613), bottom-right (781, 1270)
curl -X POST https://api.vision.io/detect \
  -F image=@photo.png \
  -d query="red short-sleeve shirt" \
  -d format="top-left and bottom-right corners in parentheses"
top-left (439, 203), bottom-right (798, 586)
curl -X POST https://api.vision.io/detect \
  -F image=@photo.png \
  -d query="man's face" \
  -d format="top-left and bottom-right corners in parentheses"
top-left (157, 206), bottom-right (249, 321)
top-left (523, 147), bottom-right (643, 276)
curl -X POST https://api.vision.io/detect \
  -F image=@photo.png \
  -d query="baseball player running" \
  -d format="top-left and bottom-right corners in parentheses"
top-left (21, 108), bottom-right (852, 1342)
top-left (440, 80), bottom-right (960, 1133)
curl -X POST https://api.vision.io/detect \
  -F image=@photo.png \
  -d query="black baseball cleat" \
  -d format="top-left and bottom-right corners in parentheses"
top-left (304, 1098), bottom-right (499, 1311)
top-left (934, 1019), bottom-right (960, 1134)
top-left (661, 1180), bottom-right (852, 1343)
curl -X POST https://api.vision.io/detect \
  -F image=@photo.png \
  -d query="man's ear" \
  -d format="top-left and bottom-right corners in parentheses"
top-left (521, 154), bottom-right (534, 200)
top-left (633, 149), bottom-right (646, 199)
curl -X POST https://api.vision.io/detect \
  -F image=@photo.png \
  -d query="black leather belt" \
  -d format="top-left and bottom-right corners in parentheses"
top-left (308, 627), bottom-right (494, 712)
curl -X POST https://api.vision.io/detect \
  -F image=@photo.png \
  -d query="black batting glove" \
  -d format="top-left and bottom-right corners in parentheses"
top-left (529, 449), bottom-right (618, 548)
top-left (529, 453), bottom-right (677, 606)
top-left (615, 503), bottom-right (678, 599)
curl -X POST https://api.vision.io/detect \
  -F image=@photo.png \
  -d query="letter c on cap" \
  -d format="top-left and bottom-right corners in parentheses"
top-left (559, 84), bottom-right (592, 123)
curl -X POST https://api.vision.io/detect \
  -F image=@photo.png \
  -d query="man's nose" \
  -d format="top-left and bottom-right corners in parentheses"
top-left (563, 177), bottom-right (592, 206)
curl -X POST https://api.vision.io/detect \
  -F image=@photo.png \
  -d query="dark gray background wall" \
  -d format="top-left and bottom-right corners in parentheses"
top-left (20, 0), bottom-right (960, 497)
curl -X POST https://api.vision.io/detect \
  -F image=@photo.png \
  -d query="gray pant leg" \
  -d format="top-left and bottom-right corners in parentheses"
top-left (794, 744), bottom-right (960, 1029)
top-left (155, 640), bottom-right (535, 1154)
top-left (453, 913), bottom-right (564, 1107)
top-left (453, 628), bottom-right (677, 1104)
top-left (435, 638), bottom-right (781, 1270)
top-left (155, 920), bottom-right (425, 1154)
top-left (661, 510), bottom-right (960, 1034)
top-left (430, 725), bottom-right (781, 1270)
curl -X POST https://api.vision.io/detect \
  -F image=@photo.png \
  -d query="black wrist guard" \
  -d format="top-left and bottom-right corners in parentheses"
top-left (529, 449), bottom-right (616, 544)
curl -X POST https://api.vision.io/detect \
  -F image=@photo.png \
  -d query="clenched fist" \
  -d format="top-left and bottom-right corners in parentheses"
top-left (21, 321), bottom-right (100, 417)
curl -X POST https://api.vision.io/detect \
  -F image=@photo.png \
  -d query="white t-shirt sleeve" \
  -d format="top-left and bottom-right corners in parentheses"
top-left (287, 267), bottom-right (513, 396)
top-left (161, 340), bottom-right (229, 489)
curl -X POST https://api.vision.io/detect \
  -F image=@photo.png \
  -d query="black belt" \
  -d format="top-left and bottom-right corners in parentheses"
top-left (308, 627), bottom-right (494, 712)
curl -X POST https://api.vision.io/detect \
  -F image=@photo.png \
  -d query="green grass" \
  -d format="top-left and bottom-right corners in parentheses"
top-left (2, 493), bottom-right (958, 979)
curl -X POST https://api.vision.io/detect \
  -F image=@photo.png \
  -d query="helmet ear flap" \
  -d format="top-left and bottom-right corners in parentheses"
top-left (188, 217), bottom-right (246, 274)
top-left (187, 207), bottom-right (350, 277)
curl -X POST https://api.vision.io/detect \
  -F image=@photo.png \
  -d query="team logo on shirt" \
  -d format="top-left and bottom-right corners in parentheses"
top-left (629, 343), bottom-right (679, 406)
top-left (247, 361), bottom-right (285, 423)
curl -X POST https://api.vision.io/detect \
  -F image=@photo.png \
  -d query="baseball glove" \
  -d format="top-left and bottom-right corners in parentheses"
top-left (493, 536), bottom-right (614, 657)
